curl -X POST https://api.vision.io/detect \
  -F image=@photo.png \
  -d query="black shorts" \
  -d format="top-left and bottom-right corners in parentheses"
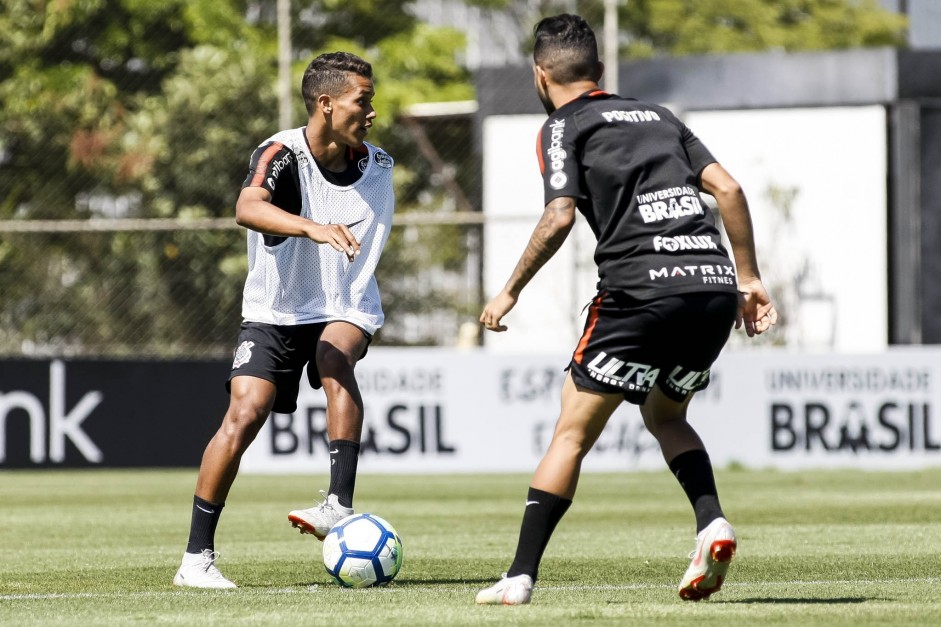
top-left (226, 321), bottom-right (371, 414)
top-left (568, 290), bottom-right (737, 404)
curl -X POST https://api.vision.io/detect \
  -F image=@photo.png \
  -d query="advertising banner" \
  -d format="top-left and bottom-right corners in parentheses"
top-left (1, 349), bottom-right (938, 471)
top-left (697, 350), bottom-right (938, 470)
top-left (239, 348), bottom-right (941, 473)
top-left (0, 359), bottom-right (229, 468)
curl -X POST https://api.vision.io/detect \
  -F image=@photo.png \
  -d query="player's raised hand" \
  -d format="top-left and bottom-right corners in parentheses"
top-left (480, 291), bottom-right (518, 332)
top-left (736, 277), bottom-right (777, 337)
top-left (310, 223), bottom-right (361, 261)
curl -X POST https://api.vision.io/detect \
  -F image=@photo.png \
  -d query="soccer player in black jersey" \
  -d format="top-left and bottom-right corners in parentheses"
top-left (477, 14), bottom-right (776, 605)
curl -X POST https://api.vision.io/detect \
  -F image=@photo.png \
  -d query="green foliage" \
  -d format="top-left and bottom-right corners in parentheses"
top-left (302, 0), bottom-right (417, 49)
top-left (126, 44), bottom-right (278, 217)
top-left (462, 0), bottom-right (907, 59)
top-left (0, 0), bottom-right (475, 354)
top-left (622, 0), bottom-right (908, 57)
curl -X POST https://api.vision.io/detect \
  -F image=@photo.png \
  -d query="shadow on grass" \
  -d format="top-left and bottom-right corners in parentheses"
top-left (723, 597), bottom-right (871, 604)
top-left (282, 578), bottom-right (496, 587)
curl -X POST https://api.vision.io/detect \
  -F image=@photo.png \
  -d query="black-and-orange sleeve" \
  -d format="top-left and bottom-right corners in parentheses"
top-left (242, 141), bottom-right (298, 194)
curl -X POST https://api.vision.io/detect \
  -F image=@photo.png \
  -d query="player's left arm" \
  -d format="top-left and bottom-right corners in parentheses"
top-left (700, 162), bottom-right (777, 337)
top-left (480, 196), bottom-right (576, 332)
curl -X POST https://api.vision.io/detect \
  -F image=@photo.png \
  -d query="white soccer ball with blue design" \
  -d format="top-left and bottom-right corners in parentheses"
top-left (322, 513), bottom-right (403, 588)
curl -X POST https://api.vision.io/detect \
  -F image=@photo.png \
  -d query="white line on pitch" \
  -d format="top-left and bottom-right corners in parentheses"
top-left (3, 577), bottom-right (940, 601)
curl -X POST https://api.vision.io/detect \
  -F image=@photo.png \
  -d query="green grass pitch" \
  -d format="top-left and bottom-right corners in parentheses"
top-left (2, 468), bottom-right (941, 625)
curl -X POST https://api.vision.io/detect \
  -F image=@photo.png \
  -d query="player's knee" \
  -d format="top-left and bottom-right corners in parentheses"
top-left (554, 429), bottom-right (595, 459)
top-left (222, 401), bottom-right (268, 439)
top-left (317, 345), bottom-right (356, 380)
top-left (642, 413), bottom-right (689, 441)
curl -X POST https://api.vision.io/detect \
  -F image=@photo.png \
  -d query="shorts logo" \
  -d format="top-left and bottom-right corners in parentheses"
top-left (664, 366), bottom-right (710, 395)
top-left (586, 352), bottom-right (659, 391)
top-left (233, 341), bottom-right (255, 369)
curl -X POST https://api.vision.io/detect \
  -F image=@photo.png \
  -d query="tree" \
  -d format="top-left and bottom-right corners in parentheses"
top-left (0, 0), bottom-right (267, 355)
top-left (0, 0), bottom-right (476, 355)
top-left (621, 0), bottom-right (908, 57)
top-left (462, 0), bottom-right (907, 58)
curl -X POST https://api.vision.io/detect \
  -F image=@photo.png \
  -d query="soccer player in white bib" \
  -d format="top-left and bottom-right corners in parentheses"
top-left (173, 52), bottom-right (394, 589)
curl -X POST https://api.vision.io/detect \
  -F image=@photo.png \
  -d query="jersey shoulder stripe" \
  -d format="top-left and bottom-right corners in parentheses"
top-left (535, 128), bottom-right (545, 174)
top-left (248, 142), bottom-right (286, 188)
top-left (244, 141), bottom-right (302, 196)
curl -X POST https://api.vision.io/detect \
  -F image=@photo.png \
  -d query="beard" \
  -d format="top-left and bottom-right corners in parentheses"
top-left (535, 81), bottom-right (556, 115)
top-left (538, 90), bottom-right (556, 115)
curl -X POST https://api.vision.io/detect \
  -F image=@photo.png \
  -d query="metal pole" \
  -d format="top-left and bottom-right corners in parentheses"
top-left (603, 0), bottom-right (620, 94)
top-left (277, 0), bottom-right (293, 129)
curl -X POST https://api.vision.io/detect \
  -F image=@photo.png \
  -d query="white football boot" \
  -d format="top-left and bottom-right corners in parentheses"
top-left (172, 549), bottom-right (237, 589)
top-left (288, 491), bottom-right (353, 540)
top-left (475, 573), bottom-right (534, 605)
top-left (678, 517), bottom-right (737, 601)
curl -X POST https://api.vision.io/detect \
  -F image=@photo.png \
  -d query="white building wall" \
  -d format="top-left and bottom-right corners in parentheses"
top-left (480, 106), bottom-right (889, 353)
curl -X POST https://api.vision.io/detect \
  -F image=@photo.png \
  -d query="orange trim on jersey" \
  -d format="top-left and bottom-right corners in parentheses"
top-left (536, 129), bottom-right (545, 174)
top-left (587, 90), bottom-right (609, 97)
top-left (249, 142), bottom-right (285, 187)
top-left (573, 292), bottom-right (605, 364)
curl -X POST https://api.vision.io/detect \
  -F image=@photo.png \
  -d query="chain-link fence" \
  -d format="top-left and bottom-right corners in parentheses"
top-left (0, 215), bottom-right (489, 358)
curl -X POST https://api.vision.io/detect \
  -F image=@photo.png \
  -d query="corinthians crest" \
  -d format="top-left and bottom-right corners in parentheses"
top-left (233, 341), bottom-right (255, 368)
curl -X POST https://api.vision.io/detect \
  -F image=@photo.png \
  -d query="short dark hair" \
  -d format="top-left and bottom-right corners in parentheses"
top-left (533, 14), bottom-right (601, 84)
top-left (302, 52), bottom-right (373, 115)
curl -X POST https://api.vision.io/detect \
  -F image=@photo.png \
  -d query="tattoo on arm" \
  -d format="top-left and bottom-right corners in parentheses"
top-left (505, 198), bottom-right (576, 296)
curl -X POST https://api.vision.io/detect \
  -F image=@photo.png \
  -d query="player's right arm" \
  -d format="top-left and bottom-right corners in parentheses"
top-left (236, 187), bottom-right (359, 260)
top-left (481, 113), bottom-right (585, 332)
top-left (480, 196), bottom-right (576, 332)
top-left (237, 141), bottom-right (360, 260)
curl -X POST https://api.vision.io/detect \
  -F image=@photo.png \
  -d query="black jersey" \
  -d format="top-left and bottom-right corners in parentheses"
top-left (537, 90), bottom-right (738, 299)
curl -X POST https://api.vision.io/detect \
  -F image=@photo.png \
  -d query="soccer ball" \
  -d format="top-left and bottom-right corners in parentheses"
top-left (322, 513), bottom-right (403, 588)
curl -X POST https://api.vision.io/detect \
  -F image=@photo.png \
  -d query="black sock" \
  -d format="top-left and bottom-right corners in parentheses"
top-left (185, 495), bottom-right (224, 554)
top-left (668, 449), bottom-right (724, 532)
top-left (506, 487), bottom-right (572, 581)
top-left (328, 439), bottom-right (360, 509)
